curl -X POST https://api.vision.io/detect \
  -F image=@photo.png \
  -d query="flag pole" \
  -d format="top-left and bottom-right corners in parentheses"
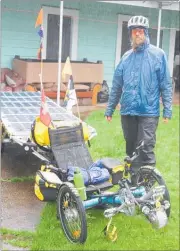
top-left (57, 0), bottom-right (64, 106)
top-left (157, 2), bottom-right (162, 48)
top-left (39, 50), bottom-right (43, 89)
top-left (35, 8), bottom-right (44, 89)
top-left (76, 97), bottom-right (81, 122)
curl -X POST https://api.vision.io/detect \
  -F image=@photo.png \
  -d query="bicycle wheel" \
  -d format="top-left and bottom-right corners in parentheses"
top-left (57, 184), bottom-right (87, 244)
top-left (135, 166), bottom-right (171, 217)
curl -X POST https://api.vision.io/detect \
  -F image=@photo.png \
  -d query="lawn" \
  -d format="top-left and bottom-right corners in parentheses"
top-left (31, 106), bottom-right (179, 251)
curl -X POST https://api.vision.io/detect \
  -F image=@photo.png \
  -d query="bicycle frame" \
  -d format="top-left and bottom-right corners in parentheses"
top-left (83, 186), bottom-right (146, 209)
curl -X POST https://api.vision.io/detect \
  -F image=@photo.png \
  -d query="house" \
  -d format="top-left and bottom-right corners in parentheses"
top-left (1, 0), bottom-right (180, 90)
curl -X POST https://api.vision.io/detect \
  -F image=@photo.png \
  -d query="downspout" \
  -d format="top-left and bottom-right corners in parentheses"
top-left (57, 1), bottom-right (64, 106)
top-left (157, 2), bottom-right (162, 48)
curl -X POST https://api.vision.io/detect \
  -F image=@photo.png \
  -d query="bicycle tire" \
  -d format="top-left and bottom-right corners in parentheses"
top-left (135, 166), bottom-right (171, 217)
top-left (57, 184), bottom-right (87, 244)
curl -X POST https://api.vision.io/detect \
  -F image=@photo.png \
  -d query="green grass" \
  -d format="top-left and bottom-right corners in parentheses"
top-left (1, 228), bottom-right (35, 249)
top-left (1, 176), bottom-right (34, 183)
top-left (31, 106), bottom-right (179, 251)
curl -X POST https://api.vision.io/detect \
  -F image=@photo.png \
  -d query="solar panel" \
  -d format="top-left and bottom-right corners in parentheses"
top-left (1, 91), bottom-right (79, 141)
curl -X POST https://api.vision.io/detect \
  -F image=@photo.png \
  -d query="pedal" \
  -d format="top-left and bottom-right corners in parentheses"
top-left (103, 217), bottom-right (118, 242)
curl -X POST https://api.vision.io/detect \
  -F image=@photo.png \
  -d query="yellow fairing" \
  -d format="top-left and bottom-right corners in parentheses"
top-left (34, 183), bottom-right (44, 201)
top-left (82, 123), bottom-right (90, 141)
top-left (32, 117), bottom-right (53, 146)
top-left (112, 165), bottom-right (124, 173)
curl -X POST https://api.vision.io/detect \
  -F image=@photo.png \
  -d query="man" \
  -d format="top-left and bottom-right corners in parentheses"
top-left (105, 16), bottom-right (172, 179)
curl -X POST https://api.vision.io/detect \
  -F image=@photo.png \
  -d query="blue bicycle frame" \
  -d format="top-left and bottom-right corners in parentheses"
top-left (83, 186), bottom-right (146, 209)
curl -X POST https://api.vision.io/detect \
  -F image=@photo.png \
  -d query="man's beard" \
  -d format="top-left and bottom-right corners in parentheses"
top-left (131, 38), bottom-right (145, 49)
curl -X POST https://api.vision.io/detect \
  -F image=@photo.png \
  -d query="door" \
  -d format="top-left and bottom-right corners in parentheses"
top-left (46, 14), bottom-right (71, 61)
top-left (174, 30), bottom-right (180, 58)
top-left (173, 30), bottom-right (180, 92)
top-left (121, 21), bottom-right (131, 57)
top-left (148, 28), bottom-right (163, 48)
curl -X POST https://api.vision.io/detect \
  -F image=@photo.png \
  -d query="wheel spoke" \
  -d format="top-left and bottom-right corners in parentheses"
top-left (135, 167), bottom-right (170, 217)
top-left (59, 187), bottom-right (84, 242)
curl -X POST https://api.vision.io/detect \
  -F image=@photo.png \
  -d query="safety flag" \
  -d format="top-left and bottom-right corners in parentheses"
top-left (35, 9), bottom-right (44, 59)
top-left (40, 83), bottom-right (52, 127)
top-left (38, 25), bottom-right (44, 38)
top-left (35, 8), bottom-right (43, 28)
top-left (37, 42), bottom-right (43, 60)
top-left (64, 76), bottom-right (77, 111)
top-left (62, 57), bottom-right (72, 81)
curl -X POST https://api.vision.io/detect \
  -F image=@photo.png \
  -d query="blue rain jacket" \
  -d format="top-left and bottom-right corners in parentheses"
top-left (105, 40), bottom-right (172, 118)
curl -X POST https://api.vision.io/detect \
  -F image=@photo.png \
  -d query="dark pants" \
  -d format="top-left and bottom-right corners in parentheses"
top-left (121, 115), bottom-right (159, 173)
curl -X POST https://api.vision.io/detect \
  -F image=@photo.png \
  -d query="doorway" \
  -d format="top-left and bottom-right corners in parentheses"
top-left (173, 30), bottom-right (180, 93)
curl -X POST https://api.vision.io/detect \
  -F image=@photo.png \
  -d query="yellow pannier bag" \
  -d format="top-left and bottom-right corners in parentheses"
top-left (31, 116), bottom-right (53, 147)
